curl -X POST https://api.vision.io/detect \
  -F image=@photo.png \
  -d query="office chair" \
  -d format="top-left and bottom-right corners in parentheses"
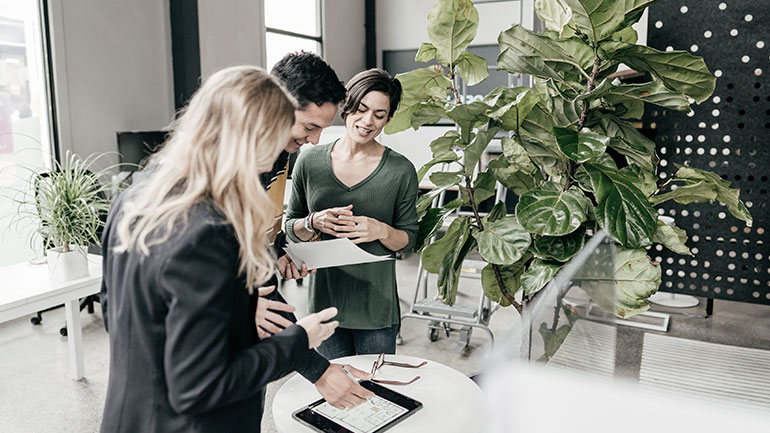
top-left (29, 170), bottom-right (105, 336)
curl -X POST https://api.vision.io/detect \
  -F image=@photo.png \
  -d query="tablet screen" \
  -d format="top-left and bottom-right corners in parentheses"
top-left (293, 380), bottom-right (422, 433)
top-left (312, 394), bottom-right (407, 433)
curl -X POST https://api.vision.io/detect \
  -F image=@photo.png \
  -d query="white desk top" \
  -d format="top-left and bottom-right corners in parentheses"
top-left (0, 254), bottom-right (102, 322)
top-left (272, 354), bottom-right (488, 433)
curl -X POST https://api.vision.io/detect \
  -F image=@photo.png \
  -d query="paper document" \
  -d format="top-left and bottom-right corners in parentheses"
top-left (284, 238), bottom-right (393, 270)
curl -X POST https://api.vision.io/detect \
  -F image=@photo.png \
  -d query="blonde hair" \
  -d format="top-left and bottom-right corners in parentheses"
top-left (115, 66), bottom-right (296, 289)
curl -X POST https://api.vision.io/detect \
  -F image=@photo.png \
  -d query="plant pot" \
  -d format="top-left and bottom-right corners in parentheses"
top-left (47, 245), bottom-right (89, 282)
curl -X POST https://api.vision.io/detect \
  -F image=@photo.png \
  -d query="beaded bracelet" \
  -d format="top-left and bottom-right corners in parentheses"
top-left (304, 212), bottom-right (317, 235)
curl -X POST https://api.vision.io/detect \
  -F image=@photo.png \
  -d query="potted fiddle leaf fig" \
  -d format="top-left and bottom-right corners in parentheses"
top-left (7, 151), bottom-right (114, 281)
top-left (386, 0), bottom-right (752, 318)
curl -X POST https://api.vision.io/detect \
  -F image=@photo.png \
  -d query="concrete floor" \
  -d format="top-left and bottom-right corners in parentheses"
top-left (1, 251), bottom-right (769, 432)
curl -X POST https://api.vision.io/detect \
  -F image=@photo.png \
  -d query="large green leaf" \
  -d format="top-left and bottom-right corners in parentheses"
top-left (416, 130), bottom-right (463, 181)
top-left (460, 170), bottom-right (497, 205)
top-left (475, 216), bottom-right (531, 265)
top-left (539, 323), bottom-right (572, 359)
top-left (488, 152), bottom-right (539, 195)
top-left (580, 247), bottom-right (661, 318)
top-left (386, 67), bottom-right (451, 134)
top-left (437, 216), bottom-right (473, 305)
top-left (614, 97), bottom-right (645, 120)
top-left (500, 137), bottom-right (537, 173)
top-left (650, 182), bottom-right (716, 206)
top-left (534, 0), bottom-right (573, 36)
top-left (532, 226), bottom-right (586, 261)
top-left (593, 113), bottom-right (657, 171)
top-left (558, 36), bottom-right (595, 70)
top-left (562, 0), bottom-right (625, 43)
top-left (619, 165), bottom-right (658, 197)
top-left (482, 201), bottom-right (508, 226)
top-left (612, 25), bottom-right (638, 44)
top-left (415, 42), bottom-right (438, 63)
top-left (604, 80), bottom-right (690, 112)
top-left (414, 199), bottom-right (463, 253)
top-left (456, 52), bottom-right (489, 86)
top-left (585, 163), bottom-right (657, 248)
top-left (497, 53), bottom-right (581, 93)
top-left (422, 216), bottom-right (467, 273)
top-left (554, 127), bottom-right (609, 163)
top-left (427, 0), bottom-right (479, 65)
top-left (550, 96), bottom-right (581, 127)
top-left (607, 138), bottom-right (654, 173)
top-left (498, 25), bottom-right (587, 77)
top-left (447, 101), bottom-right (490, 143)
top-left (600, 42), bottom-right (716, 103)
top-left (520, 104), bottom-right (560, 148)
top-left (416, 171), bottom-right (463, 215)
top-left (613, 248), bottom-right (661, 318)
top-left (521, 259), bottom-right (563, 296)
top-left (652, 166), bottom-right (752, 225)
top-left (489, 89), bottom-right (541, 130)
top-left (621, 0), bottom-right (662, 29)
top-left (429, 171), bottom-right (462, 187)
top-left (653, 220), bottom-right (691, 256)
top-left (463, 127), bottom-right (499, 176)
top-left (516, 182), bottom-right (590, 236)
top-left (410, 103), bottom-right (448, 130)
top-left (481, 258), bottom-right (530, 307)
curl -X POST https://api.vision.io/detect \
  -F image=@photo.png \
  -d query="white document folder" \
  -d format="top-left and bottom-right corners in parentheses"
top-left (284, 238), bottom-right (393, 270)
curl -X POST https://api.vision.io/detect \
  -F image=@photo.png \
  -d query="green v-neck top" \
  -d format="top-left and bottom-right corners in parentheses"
top-left (285, 141), bottom-right (419, 329)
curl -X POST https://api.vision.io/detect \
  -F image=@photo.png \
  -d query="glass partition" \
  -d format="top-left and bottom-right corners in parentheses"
top-left (0, 0), bottom-right (53, 266)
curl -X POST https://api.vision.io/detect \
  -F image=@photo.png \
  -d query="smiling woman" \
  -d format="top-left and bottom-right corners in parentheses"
top-left (285, 68), bottom-right (419, 358)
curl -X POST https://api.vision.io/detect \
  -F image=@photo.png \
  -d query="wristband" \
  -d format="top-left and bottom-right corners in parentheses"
top-left (304, 212), bottom-right (317, 234)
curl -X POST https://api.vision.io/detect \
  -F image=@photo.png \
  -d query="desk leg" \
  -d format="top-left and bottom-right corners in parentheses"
top-left (64, 299), bottom-right (85, 380)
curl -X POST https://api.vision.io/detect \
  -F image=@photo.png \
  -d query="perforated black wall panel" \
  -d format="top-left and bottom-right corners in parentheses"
top-left (643, 2), bottom-right (769, 304)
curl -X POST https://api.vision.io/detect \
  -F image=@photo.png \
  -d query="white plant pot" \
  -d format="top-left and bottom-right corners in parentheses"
top-left (47, 245), bottom-right (89, 282)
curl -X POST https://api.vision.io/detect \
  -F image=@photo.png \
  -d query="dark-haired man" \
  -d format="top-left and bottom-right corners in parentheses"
top-left (256, 51), bottom-right (373, 411)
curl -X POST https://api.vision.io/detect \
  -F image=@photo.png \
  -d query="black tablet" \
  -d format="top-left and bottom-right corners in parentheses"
top-left (292, 380), bottom-right (423, 433)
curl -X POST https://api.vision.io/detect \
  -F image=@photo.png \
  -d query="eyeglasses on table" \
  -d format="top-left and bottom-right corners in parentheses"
top-left (369, 353), bottom-right (427, 386)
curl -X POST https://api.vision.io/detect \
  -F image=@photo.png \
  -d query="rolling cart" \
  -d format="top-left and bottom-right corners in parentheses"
top-left (399, 182), bottom-right (508, 351)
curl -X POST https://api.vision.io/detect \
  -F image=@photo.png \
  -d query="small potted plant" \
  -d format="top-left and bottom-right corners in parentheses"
top-left (7, 151), bottom-right (115, 281)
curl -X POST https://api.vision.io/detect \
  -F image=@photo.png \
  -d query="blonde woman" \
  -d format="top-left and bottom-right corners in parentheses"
top-left (99, 66), bottom-right (338, 433)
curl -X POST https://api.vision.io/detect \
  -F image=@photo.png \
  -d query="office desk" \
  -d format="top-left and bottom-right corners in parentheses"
top-left (272, 354), bottom-right (487, 433)
top-left (0, 255), bottom-right (102, 380)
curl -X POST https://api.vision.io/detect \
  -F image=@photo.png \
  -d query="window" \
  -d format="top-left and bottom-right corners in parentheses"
top-left (0, 1), bottom-right (54, 266)
top-left (264, 0), bottom-right (322, 71)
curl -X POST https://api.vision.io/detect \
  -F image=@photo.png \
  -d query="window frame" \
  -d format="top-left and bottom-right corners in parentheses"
top-left (264, 0), bottom-right (324, 63)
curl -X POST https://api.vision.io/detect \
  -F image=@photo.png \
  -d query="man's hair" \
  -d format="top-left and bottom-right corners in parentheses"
top-left (341, 68), bottom-right (402, 121)
top-left (271, 51), bottom-right (346, 109)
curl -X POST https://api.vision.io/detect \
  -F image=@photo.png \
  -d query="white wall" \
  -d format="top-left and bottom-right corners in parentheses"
top-left (47, 0), bottom-right (175, 159)
top-left (323, 0), bottom-right (366, 84)
top-left (376, 0), bottom-right (523, 63)
top-left (197, 0), bottom-right (266, 78)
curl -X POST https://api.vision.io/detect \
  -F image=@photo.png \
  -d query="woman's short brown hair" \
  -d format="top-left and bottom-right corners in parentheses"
top-left (341, 68), bottom-right (402, 121)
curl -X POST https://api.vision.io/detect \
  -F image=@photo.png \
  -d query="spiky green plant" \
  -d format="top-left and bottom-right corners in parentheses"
top-left (6, 151), bottom-right (116, 254)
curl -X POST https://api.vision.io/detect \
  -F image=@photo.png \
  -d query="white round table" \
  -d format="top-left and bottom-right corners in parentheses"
top-left (272, 354), bottom-right (488, 433)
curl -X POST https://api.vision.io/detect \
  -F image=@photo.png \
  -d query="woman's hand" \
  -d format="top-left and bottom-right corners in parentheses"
top-left (297, 307), bottom-right (339, 349)
top-left (312, 205), bottom-right (354, 236)
top-left (334, 215), bottom-right (387, 244)
top-left (254, 285), bottom-right (296, 339)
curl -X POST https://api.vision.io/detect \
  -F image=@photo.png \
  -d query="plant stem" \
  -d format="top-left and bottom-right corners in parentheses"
top-left (550, 288), bottom-right (568, 332)
top-left (446, 64), bottom-right (463, 105)
top-left (577, 55), bottom-right (603, 132)
top-left (464, 177), bottom-right (522, 312)
top-left (565, 54), bottom-right (603, 192)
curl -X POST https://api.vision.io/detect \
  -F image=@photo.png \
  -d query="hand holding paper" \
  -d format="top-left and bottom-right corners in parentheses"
top-left (284, 238), bottom-right (393, 270)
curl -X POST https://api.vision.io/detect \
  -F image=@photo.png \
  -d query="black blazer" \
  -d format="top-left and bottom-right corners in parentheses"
top-left (100, 193), bottom-right (311, 433)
